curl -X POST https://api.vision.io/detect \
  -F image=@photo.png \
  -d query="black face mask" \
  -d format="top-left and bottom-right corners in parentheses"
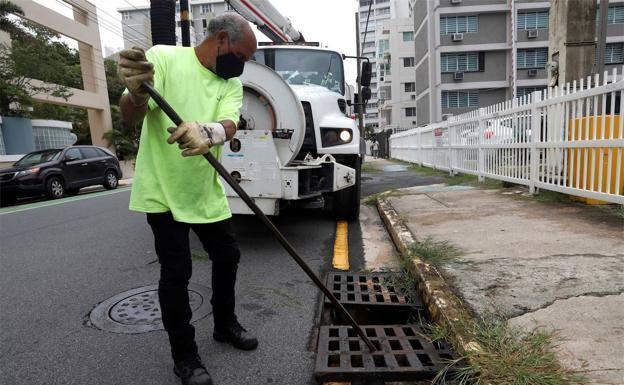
top-left (215, 39), bottom-right (245, 80)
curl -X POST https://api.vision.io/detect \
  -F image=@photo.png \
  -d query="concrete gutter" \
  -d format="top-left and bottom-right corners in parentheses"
top-left (376, 197), bottom-right (481, 356)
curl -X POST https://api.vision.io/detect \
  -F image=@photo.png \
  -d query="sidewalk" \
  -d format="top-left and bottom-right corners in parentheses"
top-left (378, 184), bottom-right (624, 384)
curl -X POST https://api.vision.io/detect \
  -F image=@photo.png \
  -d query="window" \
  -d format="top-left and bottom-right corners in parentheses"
top-left (363, 52), bottom-right (375, 59)
top-left (605, 43), bottom-right (624, 64)
top-left (122, 11), bottom-right (131, 20)
top-left (371, 92), bottom-right (378, 99)
top-left (403, 57), bottom-right (415, 67)
top-left (360, 0), bottom-right (372, 6)
top-left (608, 5), bottom-right (624, 24)
top-left (376, 7), bottom-right (390, 16)
top-left (441, 52), bottom-right (479, 72)
top-left (370, 82), bottom-right (378, 88)
top-left (377, 39), bottom-right (389, 58)
top-left (80, 147), bottom-right (101, 159)
top-left (366, 113), bottom-right (379, 119)
top-left (64, 148), bottom-right (83, 160)
top-left (200, 4), bottom-right (212, 13)
top-left (403, 31), bottom-right (414, 41)
top-left (404, 82), bottom-right (415, 92)
top-left (441, 91), bottom-right (479, 108)
top-left (376, 0), bottom-right (390, 3)
top-left (440, 15), bottom-right (478, 34)
top-left (177, 21), bottom-right (181, 28)
top-left (517, 11), bottom-right (549, 30)
top-left (202, 18), bottom-right (207, 28)
top-left (363, 41), bottom-right (375, 49)
top-left (517, 48), bottom-right (548, 69)
top-left (405, 107), bottom-right (416, 117)
top-left (517, 87), bottom-right (546, 99)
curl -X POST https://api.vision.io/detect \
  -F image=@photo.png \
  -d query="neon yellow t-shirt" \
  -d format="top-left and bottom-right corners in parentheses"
top-left (128, 45), bottom-right (242, 223)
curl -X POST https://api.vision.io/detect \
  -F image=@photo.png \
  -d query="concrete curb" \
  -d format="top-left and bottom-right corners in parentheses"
top-left (375, 197), bottom-right (482, 356)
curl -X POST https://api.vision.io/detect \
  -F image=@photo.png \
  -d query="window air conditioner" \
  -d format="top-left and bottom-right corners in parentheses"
top-left (452, 33), bottom-right (464, 41)
top-left (527, 29), bottom-right (538, 39)
top-left (528, 69), bottom-right (538, 77)
top-left (451, 0), bottom-right (462, 3)
top-left (453, 71), bottom-right (464, 80)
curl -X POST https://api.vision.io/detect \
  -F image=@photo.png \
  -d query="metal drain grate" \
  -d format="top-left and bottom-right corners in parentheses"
top-left (325, 272), bottom-right (422, 308)
top-left (89, 284), bottom-right (211, 334)
top-left (315, 325), bottom-right (454, 382)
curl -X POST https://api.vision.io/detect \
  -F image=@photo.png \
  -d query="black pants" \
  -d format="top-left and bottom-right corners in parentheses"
top-left (147, 212), bottom-right (240, 363)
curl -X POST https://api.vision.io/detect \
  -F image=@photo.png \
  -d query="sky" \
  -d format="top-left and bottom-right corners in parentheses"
top-left (34, 0), bottom-right (359, 85)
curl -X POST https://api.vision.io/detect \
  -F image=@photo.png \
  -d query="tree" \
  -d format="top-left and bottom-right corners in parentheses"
top-left (0, 0), bottom-right (23, 36)
top-left (0, 20), bottom-right (73, 116)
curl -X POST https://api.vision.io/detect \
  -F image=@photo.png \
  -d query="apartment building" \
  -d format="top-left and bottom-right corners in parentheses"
top-left (118, 1), bottom-right (234, 50)
top-left (412, 0), bottom-right (624, 126)
top-left (376, 17), bottom-right (418, 131)
top-left (358, 0), bottom-right (411, 129)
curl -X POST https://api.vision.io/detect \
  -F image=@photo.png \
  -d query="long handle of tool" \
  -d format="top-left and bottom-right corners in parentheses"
top-left (142, 83), bottom-right (377, 352)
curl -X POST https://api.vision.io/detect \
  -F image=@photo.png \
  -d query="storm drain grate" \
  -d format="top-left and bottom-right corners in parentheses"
top-left (89, 283), bottom-right (211, 334)
top-left (325, 272), bottom-right (422, 308)
top-left (315, 325), bottom-right (454, 382)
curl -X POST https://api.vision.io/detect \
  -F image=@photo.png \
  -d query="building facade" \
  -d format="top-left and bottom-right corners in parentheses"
top-left (376, 18), bottom-right (417, 132)
top-left (358, 0), bottom-right (411, 130)
top-left (118, 1), bottom-right (234, 50)
top-left (412, 0), bottom-right (624, 126)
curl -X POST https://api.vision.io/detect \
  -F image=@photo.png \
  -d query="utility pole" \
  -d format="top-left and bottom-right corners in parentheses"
top-left (548, 0), bottom-right (597, 87)
top-left (150, 0), bottom-right (176, 46)
top-left (596, 0), bottom-right (609, 79)
top-left (355, 12), bottom-right (364, 134)
top-left (180, 0), bottom-right (191, 47)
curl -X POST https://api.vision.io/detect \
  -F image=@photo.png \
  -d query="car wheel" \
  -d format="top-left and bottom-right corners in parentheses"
top-left (45, 177), bottom-right (65, 199)
top-left (103, 170), bottom-right (118, 190)
top-left (66, 188), bottom-right (80, 196)
top-left (332, 156), bottom-right (361, 222)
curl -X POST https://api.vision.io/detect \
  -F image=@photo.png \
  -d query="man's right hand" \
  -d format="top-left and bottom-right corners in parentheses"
top-left (118, 47), bottom-right (154, 106)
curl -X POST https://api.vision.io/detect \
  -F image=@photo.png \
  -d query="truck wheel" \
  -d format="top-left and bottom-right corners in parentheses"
top-left (45, 176), bottom-right (65, 199)
top-left (333, 156), bottom-right (361, 222)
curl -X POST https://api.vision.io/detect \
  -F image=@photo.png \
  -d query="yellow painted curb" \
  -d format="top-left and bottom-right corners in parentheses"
top-left (332, 220), bottom-right (349, 270)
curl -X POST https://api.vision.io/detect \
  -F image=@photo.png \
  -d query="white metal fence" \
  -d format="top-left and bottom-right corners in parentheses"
top-left (390, 68), bottom-right (624, 204)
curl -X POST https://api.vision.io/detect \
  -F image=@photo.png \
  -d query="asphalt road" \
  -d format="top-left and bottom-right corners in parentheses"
top-left (0, 164), bottom-right (443, 385)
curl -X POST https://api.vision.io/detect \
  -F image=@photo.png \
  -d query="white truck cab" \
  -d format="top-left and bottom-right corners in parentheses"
top-left (221, 45), bottom-right (363, 221)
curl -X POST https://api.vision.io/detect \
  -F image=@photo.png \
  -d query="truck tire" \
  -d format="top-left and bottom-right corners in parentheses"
top-left (333, 156), bottom-right (361, 222)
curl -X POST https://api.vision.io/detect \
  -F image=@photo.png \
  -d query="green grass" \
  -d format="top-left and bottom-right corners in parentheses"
top-left (408, 236), bottom-right (462, 265)
top-left (362, 188), bottom-right (400, 206)
top-left (191, 249), bottom-right (210, 261)
top-left (431, 312), bottom-right (588, 385)
top-left (361, 163), bottom-right (382, 173)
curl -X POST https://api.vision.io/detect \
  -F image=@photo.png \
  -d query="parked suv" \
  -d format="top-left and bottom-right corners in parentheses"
top-left (0, 146), bottom-right (123, 205)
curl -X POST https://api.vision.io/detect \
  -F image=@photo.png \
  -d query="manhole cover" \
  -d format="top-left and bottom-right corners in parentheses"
top-left (89, 283), bottom-right (211, 334)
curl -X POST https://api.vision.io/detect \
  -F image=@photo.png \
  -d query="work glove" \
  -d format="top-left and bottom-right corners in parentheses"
top-left (167, 121), bottom-right (227, 157)
top-left (118, 47), bottom-right (154, 106)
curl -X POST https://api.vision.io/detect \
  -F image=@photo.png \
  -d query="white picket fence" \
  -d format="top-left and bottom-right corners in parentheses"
top-left (390, 67), bottom-right (624, 204)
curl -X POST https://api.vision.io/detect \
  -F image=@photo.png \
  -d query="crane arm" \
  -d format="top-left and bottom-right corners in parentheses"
top-left (226, 0), bottom-right (304, 43)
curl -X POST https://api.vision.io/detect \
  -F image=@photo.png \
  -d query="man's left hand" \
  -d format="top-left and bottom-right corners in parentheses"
top-left (167, 121), bottom-right (227, 157)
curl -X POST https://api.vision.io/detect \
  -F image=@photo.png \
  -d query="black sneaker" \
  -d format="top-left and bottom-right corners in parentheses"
top-left (173, 355), bottom-right (213, 385)
top-left (213, 320), bottom-right (259, 351)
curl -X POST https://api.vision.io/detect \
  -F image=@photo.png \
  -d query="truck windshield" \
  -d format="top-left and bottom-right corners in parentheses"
top-left (14, 149), bottom-right (62, 166)
top-left (253, 48), bottom-right (345, 95)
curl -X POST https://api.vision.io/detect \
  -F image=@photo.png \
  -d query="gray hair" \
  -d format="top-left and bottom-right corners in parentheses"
top-left (207, 12), bottom-right (249, 43)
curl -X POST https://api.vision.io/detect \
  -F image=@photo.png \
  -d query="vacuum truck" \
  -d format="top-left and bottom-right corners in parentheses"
top-left (221, 1), bottom-right (370, 221)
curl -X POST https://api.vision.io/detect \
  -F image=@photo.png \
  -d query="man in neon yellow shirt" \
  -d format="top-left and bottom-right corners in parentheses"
top-left (119, 13), bottom-right (257, 385)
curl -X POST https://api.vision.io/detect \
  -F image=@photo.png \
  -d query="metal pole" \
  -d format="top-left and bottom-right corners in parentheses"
top-left (180, 0), bottom-right (191, 47)
top-left (355, 12), bottom-right (364, 135)
top-left (596, 0), bottom-right (609, 80)
top-left (142, 82), bottom-right (378, 353)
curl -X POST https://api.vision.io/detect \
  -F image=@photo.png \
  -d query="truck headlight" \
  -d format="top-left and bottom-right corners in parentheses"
top-left (321, 128), bottom-right (353, 147)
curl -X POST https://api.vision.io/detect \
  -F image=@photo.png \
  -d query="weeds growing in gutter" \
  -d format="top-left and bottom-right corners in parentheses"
top-left (408, 236), bottom-right (462, 265)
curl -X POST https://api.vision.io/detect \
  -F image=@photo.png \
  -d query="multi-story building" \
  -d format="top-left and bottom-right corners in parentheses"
top-left (358, 0), bottom-right (411, 130)
top-left (375, 17), bottom-right (417, 131)
top-left (118, 1), bottom-right (234, 50)
top-left (411, 0), bottom-right (624, 126)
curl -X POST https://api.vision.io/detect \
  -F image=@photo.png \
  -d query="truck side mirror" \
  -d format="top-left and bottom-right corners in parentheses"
top-left (361, 86), bottom-right (371, 102)
top-left (360, 61), bottom-right (372, 87)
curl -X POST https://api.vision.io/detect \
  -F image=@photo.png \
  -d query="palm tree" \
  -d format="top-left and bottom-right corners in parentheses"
top-left (0, 1), bottom-right (23, 36)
